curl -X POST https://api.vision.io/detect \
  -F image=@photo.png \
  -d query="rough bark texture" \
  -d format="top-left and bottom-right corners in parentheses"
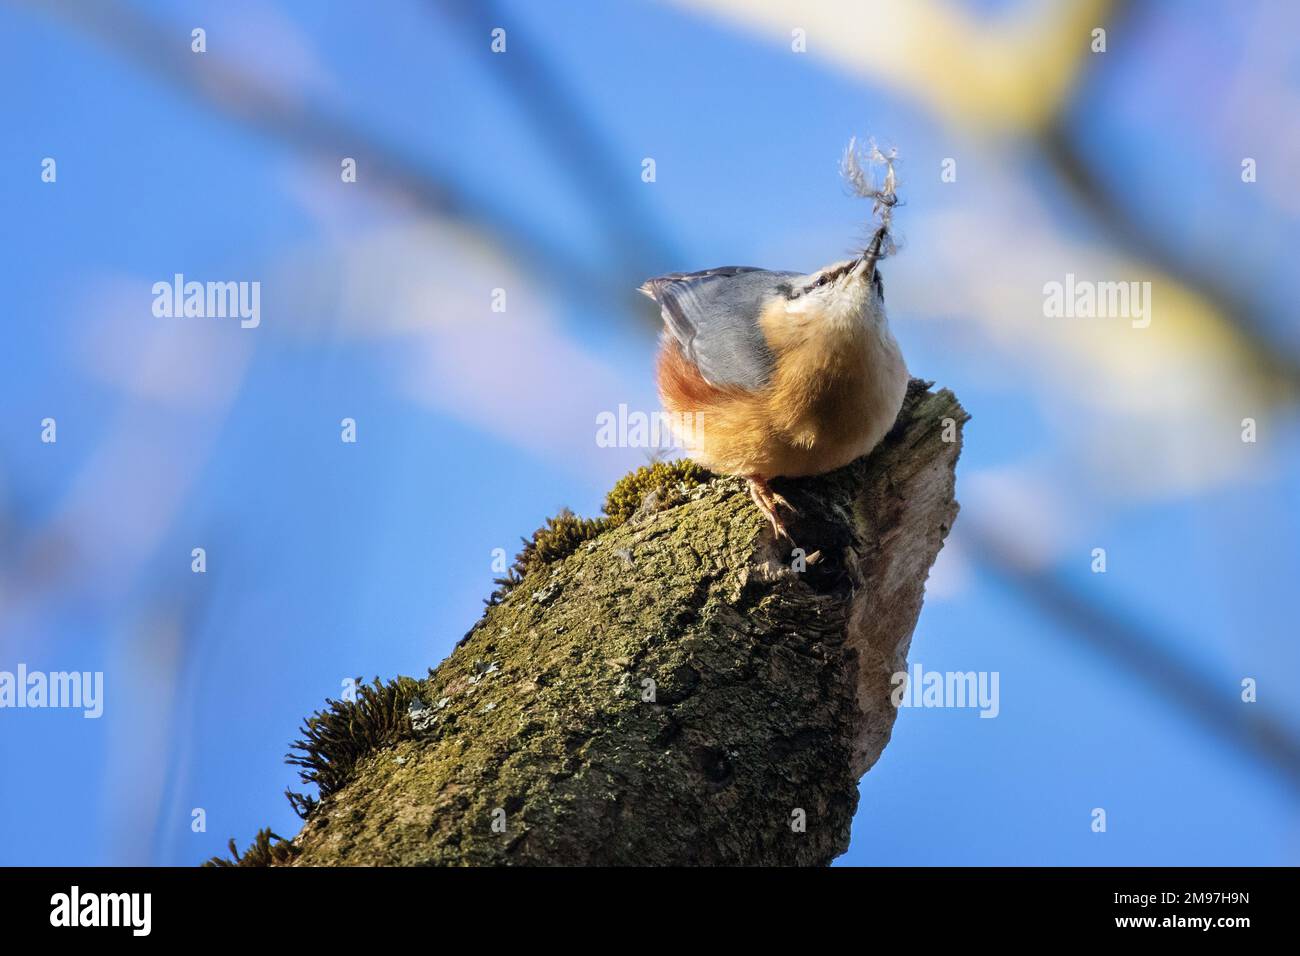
top-left (289, 380), bottom-right (967, 866)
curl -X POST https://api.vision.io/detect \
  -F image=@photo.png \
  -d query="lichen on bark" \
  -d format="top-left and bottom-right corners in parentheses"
top-left (225, 379), bottom-right (966, 866)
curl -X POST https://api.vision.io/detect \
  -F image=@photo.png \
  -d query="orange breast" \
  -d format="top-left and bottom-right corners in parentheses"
top-left (656, 313), bottom-right (907, 479)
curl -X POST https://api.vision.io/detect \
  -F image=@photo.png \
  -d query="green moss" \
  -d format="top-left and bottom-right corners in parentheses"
top-left (203, 828), bottom-right (299, 867)
top-left (211, 677), bottom-right (423, 864)
top-left (285, 676), bottom-right (423, 808)
top-left (486, 459), bottom-right (710, 606)
top-left (284, 789), bottom-right (318, 820)
top-left (521, 509), bottom-right (607, 567)
top-left (602, 458), bottom-right (709, 524)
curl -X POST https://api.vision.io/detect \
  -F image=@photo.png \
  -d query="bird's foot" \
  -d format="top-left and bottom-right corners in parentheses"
top-left (747, 476), bottom-right (799, 545)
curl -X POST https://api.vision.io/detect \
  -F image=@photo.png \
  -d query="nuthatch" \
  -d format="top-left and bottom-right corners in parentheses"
top-left (639, 143), bottom-right (907, 541)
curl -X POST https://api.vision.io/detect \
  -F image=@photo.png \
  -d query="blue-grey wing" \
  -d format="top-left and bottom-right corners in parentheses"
top-left (639, 266), bottom-right (798, 390)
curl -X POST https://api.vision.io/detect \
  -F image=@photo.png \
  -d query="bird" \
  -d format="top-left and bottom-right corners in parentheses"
top-left (640, 231), bottom-right (908, 543)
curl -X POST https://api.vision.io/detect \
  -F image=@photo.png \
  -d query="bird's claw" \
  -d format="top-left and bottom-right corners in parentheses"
top-left (747, 477), bottom-right (798, 547)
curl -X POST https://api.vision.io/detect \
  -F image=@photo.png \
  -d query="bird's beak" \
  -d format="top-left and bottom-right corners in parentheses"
top-left (851, 226), bottom-right (887, 282)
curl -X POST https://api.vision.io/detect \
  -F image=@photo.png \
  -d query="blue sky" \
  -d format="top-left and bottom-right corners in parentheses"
top-left (1, 0), bottom-right (1297, 865)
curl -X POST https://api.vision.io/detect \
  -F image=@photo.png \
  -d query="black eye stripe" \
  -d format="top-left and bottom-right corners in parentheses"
top-left (788, 264), bottom-right (861, 298)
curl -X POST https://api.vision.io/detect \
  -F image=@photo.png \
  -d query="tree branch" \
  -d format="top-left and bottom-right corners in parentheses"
top-left (269, 380), bottom-right (966, 866)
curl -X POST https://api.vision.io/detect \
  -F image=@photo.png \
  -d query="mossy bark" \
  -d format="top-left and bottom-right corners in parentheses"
top-left (289, 381), bottom-right (967, 866)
